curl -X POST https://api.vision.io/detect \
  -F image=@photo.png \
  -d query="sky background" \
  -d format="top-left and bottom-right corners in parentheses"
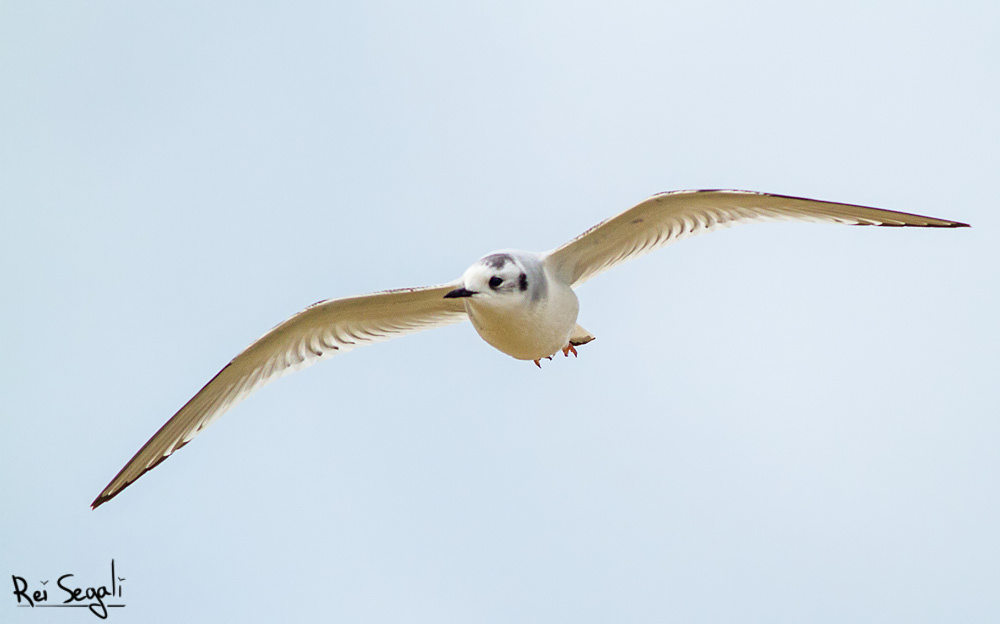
top-left (2, 1), bottom-right (998, 622)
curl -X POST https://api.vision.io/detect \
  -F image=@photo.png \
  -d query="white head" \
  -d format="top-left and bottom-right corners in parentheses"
top-left (444, 252), bottom-right (544, 307)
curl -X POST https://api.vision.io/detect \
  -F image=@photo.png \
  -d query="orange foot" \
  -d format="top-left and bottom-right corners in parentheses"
top-left (533, 355), bottom-right (555, 368)
top-left (562, 343), bottom-right (578, 358)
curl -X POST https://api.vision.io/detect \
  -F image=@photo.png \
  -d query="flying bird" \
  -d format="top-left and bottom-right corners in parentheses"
top-left (91, 190), bottom-right (968, 508)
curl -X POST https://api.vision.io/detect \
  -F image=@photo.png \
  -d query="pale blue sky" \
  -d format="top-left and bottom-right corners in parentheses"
top-left (3, 1), bottom-right (998, 622)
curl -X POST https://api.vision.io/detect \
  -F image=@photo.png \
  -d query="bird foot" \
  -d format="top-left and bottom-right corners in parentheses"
top-left (535, 345), bottom-right (579, 367)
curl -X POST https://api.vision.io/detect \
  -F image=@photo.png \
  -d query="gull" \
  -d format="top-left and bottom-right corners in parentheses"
top-left (91, 190), bottom-right (968, 508)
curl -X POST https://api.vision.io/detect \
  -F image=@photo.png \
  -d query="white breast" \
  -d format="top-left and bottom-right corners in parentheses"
top-left (465, 274), bottom-right (579, 361)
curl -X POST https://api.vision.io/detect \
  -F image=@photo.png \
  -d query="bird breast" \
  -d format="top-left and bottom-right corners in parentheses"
top-left (465, 280), bottom-right (579, 361)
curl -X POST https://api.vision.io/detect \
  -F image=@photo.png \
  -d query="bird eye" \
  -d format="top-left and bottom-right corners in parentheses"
top-left (489, 276), bottom-right (503, 289)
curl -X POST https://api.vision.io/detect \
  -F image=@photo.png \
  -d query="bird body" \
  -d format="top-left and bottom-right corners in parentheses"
top-left (91, 189), bottom-right (968, 509)
top-left (449, 251), bottom-right (582, 361)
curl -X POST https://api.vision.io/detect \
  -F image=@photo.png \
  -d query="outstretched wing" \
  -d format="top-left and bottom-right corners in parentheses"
top-left (92, 284), bottom-right (468, 508)
top-left (544, 189), bottom-right (968, 288)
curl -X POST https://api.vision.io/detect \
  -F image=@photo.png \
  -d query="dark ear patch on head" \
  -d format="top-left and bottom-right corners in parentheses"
top-left (518, 272), bottom-right (528, 291)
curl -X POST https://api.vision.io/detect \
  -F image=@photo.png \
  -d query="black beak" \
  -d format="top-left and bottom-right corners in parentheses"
top-left (443, 287), bottom-right (476, 299)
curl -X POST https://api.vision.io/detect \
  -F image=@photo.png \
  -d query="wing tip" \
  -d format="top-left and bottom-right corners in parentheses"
top-left (90, 478), bottom-right (137, 510)
top-left (91, 487), bottom-right (118, 509)
top-left (91, 481), bottom-right (128, 510)
top-left (90, 450), bottom-right (173, 510)
top-left (856, 220), bottom-right (971, 228)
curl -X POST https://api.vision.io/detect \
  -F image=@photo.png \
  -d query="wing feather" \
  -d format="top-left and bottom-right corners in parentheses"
top-left (92, 283), bottom-right (467, 508)
top-left (544, 190), bottom-right (968, 287)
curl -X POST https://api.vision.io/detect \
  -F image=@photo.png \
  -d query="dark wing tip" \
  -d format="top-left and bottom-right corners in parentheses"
top-left (90, 475), bottom-right (136, 510)
top-left (861, 220), bottom-right (971, 228)
top-left (91, 480), bottom-right (129, 510)
top-left (90, 444), bottom-right (178, 509)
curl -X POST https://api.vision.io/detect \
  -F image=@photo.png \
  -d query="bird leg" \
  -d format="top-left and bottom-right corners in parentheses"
top-left (535, 345), bottom-right (579, 367)
top-left (533, 355), bottom-right (555, 368)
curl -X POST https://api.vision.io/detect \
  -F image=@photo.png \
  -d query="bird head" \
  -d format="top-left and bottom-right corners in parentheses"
top-left (444, 252), bottom-right (535, 307)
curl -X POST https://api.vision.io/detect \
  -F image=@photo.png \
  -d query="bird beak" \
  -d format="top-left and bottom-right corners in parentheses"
top-left (443, 287), bottom-right (476, 299)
